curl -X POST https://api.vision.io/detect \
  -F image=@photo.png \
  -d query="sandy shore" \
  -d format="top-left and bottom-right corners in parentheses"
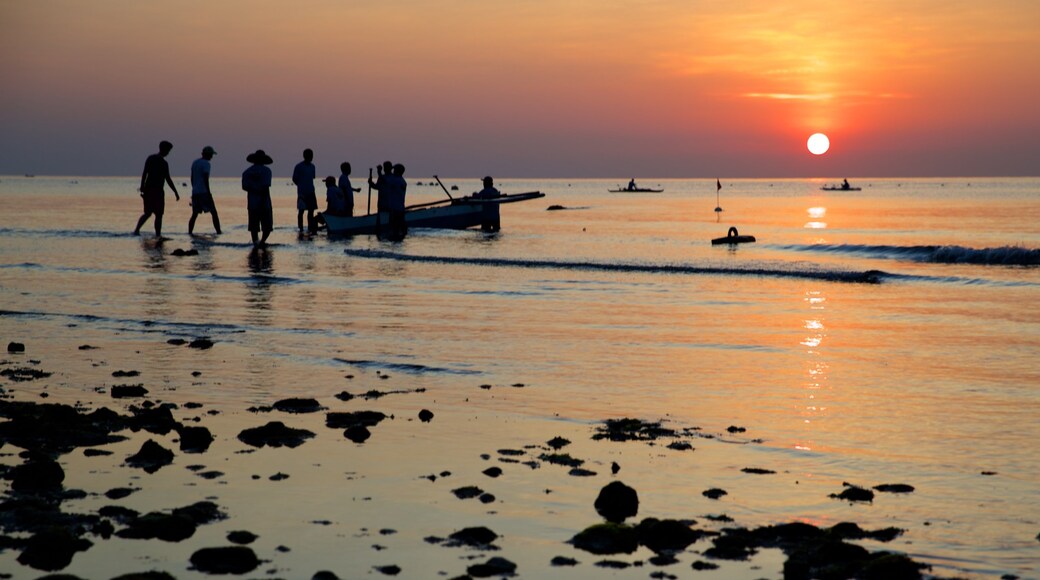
top-left (1, 337), bottom-right (945, 579)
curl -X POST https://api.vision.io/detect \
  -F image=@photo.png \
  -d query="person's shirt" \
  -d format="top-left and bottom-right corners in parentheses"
top-left (141, 153), bottom-right (170, 191)
top-left (338, 175), bottom-right (355, 208)
top-left (292, 161), bottom-right (316, 194)
top-left (385, 174), bottom-right (407, 211)
top-left (191, 158), bottom-right (211, 195)
top-left (242, 164), bottom-right (273, 209)
top-left (326, 184), bottom-right (347, 213)
top-left (476, 185), bottom-right (501, 199)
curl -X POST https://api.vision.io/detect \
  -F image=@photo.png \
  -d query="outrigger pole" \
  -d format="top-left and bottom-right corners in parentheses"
top-left (433, 175), bottom-right (454, 201)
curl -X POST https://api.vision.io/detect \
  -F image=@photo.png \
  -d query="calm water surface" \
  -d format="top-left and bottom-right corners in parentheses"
top-left (1, 176), bottom-right (1038, 579)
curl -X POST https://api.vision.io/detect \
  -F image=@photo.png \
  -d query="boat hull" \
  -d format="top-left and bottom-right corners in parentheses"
top-left (323, 191), bottom-right (544, 236)
top-left (608, 188), bottom-right (664, 193)
top-left (820, 187), bottom-right (861, 191)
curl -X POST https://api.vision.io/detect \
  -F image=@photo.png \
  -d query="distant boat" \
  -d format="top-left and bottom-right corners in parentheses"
top-left (821, 185), bottom-right (861, 191)
top-left (322, 191), bottom-right (544, 236)
top-left (608, 187), bottom-right (664, 193)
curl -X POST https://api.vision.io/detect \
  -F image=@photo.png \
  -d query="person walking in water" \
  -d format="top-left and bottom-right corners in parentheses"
top-left (242, 149), bottom-right (274, 248)
top-left (475, 175), bottom-right (501, 232)
top-left (292, 148), bottom-right (317, 233)
top-left (135, 140), bottom-right (180, 237)
top-left (188, 145), bottom-right (221, 234)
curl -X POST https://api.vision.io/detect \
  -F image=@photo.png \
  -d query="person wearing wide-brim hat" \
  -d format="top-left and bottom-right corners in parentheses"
top-left (189, 145), bottom-right (221, 235)
top-left (242, 149), bottom-right (274, 248)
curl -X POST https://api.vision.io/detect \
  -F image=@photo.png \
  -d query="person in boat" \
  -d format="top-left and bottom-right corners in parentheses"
top-left (322, 176), bottom-right (348, 216)
top-left (292, 148), bottom-right (317, 233)
top-left (134, 140), bottom-right (180, 237)
top-left (242, 149), bottom-right (274, 248)
top-left (841, 178), bottom-right (850, 190)
top-left (338, 162), bottom-right (360, 217)
top-left (627, 178), bottom-right (637, 191)
top-left (475, 175), bottom-right (501, 232)
top-left (188, 145), bottom-right (221, 235)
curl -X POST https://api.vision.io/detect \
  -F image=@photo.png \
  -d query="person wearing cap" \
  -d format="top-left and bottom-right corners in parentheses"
top-left (188, 145), bottom-right (221, 235)
top-left (134, 140), bottom-right (180, 237)
top-left (474, 175), bottom-right (501, 232)
top-left (292, 148), bottom-right (317, 233)
top-left (242, 149), bottom-right (274, 248)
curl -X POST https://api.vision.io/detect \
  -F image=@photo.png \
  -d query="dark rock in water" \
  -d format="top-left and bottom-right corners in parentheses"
top-left (84, 448), bottom-right (113, 457)
top-left (611, 461), bottom-right (620, 474)
top-left (7, 341), bottom-right (26, 353)
top-left (78, 344), bottom-right (97, 350)
top-left (418, 409), bottom-right (434, 422)
top-left (829, 522), bottom-right (903, 542)
top-left (238, 421), bottom-right (315, 448)
top-left (448, 526), bottom-right (498, 548)
top-left (702, 488), bottom-right (727, 500)
top-left (174, 501), bottom-right (226, 525)
top-left (666, 441), bottom-right (694, 451)
top-left (127, 404), bottom-right (179, 435)
top-left (326, 410), bottom-right (387, 429)
top-left (830, 484), bottom-right (874, 503)
top-left (0, 367), bottom-right (52, 381)
top-left (691, 560), bottom-right (719, 570)
top-left (188, 338), bottom-right (214, 349)
top-left (594, 418), bottom-right (677, 442)
top-left (374, 564), bottom-right (401, 575)
top-left (111, 384), bottom-right (148, 398)
top-left (273, 397), bottom-right (325, 414)
top-left (17, 527), bottom-right (92, 571)
top-left (312, 571), bottom-right (340, 580)
top-left (551, 556), bottom-right (579, 566)
top-left (112, 370), bottom-right (141, 378)
top-left (727, 425), bottom-right (746, 433)
top-left (10, 459), bottom-right (65, 492)
top-left (540, 452), bottom-right (583, 467)
top-left (189, 546), bottom-right (260, 574)
top-left (547, 205), bottom-right (566, 211)
top-left (467, 556), bottom-right (517, 578)
top-left (117, 512), bottom-right (197, 542)
top-left (704, 532), bottom-right (758, 560)
top-left (635, 518), bottom-right (707, 553)
top-left (570, 523), bottom-right (639, 555)
top-left (594, 481), bottom-right (639, 523)
top-left (111, 571), bottom-right (178, 579)
top-left (228, 530), bottom-right (258, 545)
top-left (171, 248), bottom-right (199, 257)
top-left (344, 425), bottom-right (371, 443)
top-left (176, 425), bottom-right (214, 453)
top-left (546, 436), bottom-right (570, 449)
top-left (859, 553), bottom-right (930, 579)
top-left (873, 483), bottom-right (915, 493)
top-left (105, 487), bottom-right (136, 500)
top-left (569, 468), bottom-right (597, 477)
top-left (479, 493), bottom-right (496, 503)
top-left (452, 486), bottom-right (485, 499)
top-left (125, 439), bottom-right (174, 473)
top-left (167, 338), bottom-right (188, 346)
top-left (482, 466), bottom-right (503, 478)
top-left (741, 467), bottom-right (776, 475)
top-left (270, 472), bottom-right (289, 481)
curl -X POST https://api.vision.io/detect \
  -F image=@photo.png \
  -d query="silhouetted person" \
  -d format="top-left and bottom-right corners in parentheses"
top-left (370, 160), bottom-right (393, 213)
top-left (475, 175), bottom-right (501, 232)
top-left (293, 148), bottom-right (317, 232)
top-left (242, 149), bottom-right (274, 248)
top-left (188, 146), bottom-right (221, 234)
top-left (135, 140), bottom-right (179, 236)
top-left (841, 178), bottom-right (850, 190)
top-left (386, 163), bottom-right (408, 239)
top-left (323, 176), bottom-right (348, 215)
top-left (627, 178), bottom-right (637, 191)
top-left (338, 162), bottom-right (359, 217)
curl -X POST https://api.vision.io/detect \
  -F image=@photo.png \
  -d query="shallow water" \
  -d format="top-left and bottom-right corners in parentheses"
top-left (1, 176), bottom-right (1038, 578)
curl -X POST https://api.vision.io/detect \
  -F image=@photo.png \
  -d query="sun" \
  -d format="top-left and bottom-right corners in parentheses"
top-left (807, 133), bottom-right (830, 155)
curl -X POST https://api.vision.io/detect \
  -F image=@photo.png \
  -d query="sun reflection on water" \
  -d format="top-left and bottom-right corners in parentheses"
top-left (796, 289), bottom-right (829, 452)
top-left (805, 206), bottom-right (827, 229)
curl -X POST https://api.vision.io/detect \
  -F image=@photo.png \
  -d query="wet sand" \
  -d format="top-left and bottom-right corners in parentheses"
top-left (0, 336), bottom-right (947, 580)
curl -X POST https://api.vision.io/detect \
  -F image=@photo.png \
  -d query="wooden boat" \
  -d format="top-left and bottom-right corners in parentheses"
top-left (820, 186), bottom-right (861, 191)
top-left (711, 226), bottom-right (756, 245)
top-left (322, 191), bottom-right (545, 236)
top-left (608, 188), bottom-right (664, 193)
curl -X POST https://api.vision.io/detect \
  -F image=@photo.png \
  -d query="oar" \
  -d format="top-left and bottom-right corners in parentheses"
top-left (433, 175), bottom-right (454, 200)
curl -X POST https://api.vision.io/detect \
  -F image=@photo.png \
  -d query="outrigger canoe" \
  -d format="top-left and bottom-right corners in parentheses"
top-left (608, 188), bottom-right (664, 193)
top-left (322, 191), bottom-right (545, 236)
top-left (820, 186), bottom-right (861, 191)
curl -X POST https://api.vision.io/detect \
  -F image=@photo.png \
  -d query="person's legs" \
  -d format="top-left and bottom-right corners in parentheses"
top-left (211, 208), bottom-right (221, 234)
top-left (188, 211), bottom-right (198, 234)
top-left (134, 212), bottom-right (151, 235)
top-left (154, 213), bottom-right (163, 237)
top-left (298, 209), bottom-right (304, 231)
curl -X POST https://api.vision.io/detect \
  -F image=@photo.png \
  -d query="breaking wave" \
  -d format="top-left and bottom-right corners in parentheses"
top-left (778, 243), bottom-right (1040, 266)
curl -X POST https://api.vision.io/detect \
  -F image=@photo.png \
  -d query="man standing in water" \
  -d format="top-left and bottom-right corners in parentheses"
top-left (135, 140), bottom-right (180, 237)
top-left (475, 175), bottom-right (501, 232)
top-left (292, 148), bottom-right (317, 233)
top-left (188, 146), bottom-right (221, 234)
top-left (242, 149), bottom-right (274, 248)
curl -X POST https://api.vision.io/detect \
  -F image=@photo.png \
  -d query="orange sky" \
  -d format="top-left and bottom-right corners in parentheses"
top-left (1, 0), bottom-right (1038, 177)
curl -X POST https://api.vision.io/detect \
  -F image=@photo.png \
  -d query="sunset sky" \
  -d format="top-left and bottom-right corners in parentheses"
top-left (1, 0), bottom-right (1038, 178)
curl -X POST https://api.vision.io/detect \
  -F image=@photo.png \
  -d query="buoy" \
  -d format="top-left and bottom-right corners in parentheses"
top-left (711, 226), bottom-right (756, 245)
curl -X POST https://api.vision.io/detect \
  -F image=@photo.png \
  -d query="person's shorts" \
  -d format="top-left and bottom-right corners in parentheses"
top-left (191, 193), bottom-right (216, 214)
top-left (248, 207), bottom-right (273, 233)
top-left (142, 187), bottom-right (164, 215)
top-left (297, 191), bottom-right (318, 211)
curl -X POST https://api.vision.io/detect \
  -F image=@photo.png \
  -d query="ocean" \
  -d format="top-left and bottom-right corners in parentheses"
top-left (1, 175), bottom-right (1038, 579)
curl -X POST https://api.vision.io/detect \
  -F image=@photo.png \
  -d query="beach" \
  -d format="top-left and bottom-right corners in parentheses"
top-left (1, 176), bottom-right (1039, 579)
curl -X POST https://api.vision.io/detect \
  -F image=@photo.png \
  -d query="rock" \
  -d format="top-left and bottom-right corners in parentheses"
top-left (702, 488), bottom-right (727, 500)
top-left (374, 565), bottom-right (401, 575)
top-left (227, 530), bottom-right (258, 545)
top-left (111, 384), bottom-right (148, 398)
top-left (691, 560), bottom-right (719, 570)
top-left (448, 526), bottom-right (498, 548)
top-left (611, 461), bottom-right (620, 474)
top-left (482, 467), bottom-right (503, 478)
top-left (467, 556), bottom-right (517, 577)
top-left (636, 518), bottom-right (706, 553)
top-left (666, 441), bottom-right (694, 451)
top-left (452, 486), bottom-right (484, 499)
top-left (546, 436), bottom-right (570, 449)
top-left (187, 338), bottom-right (214, 350)
top-left (189, 546), bottom-right (260, 574)
top-left (117, 512), bottom-right (197, 542)
top-left (570, 523), bottom-right (639, 555)
top-left (111, 571), bottom-right (178, 579)
top-left (594, 481), bottom-right (639, 523)
top-left (547, 205), bottom-right (566, 211)
top-left (741, 467), bottom-right (775, 475)
top-left (7, 341), bottom-right (26, 353)
top-left (237, 421), bottom-right (315, 448)
top-left (830, 485), bottom-right (874, 503)
top-left (860, 553), bottom-right (930, 579)
top-left (569, 468), bottom-right (597, 477)
top-left (312, 572), bottom-right (340, 580)
top-left (873, 483), bottom-right (915, 493)
top-left (273, 398), bottom-right (325, 414)
top-left (326, 410), bottom-right (387, 429)
top-left (167, 338), bottom-right (188, 345)
top-left (344, 425), bottom-right (370, 443)
top-left (16, 528), bottom-right (92, 571)
top-left (105, 487), bottom-right (136, 500)
top-left (112, 370), bottom-right (141, 377)
top-left (175, 425), bottom-right (214, 453)
top-left (551, 556), bottom-right (579, 566)
top-left (125, 440), bottom-right (174, 473)
top-left (727, 425), bottom-right (747, 433)
top-left (418, 409), bottom-right (434, 422)
top-left (10, 459), bottom-right (65, 492)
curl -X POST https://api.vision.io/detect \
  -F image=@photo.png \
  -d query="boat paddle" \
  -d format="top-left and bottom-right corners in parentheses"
top-left (367, 167), bottom-right (372, 216)
top-left (433, 175), bottom-right (454, 201)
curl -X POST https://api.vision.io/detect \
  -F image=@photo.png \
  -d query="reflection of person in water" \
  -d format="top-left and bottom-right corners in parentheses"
top-left (135, 140), bottom-right (180, 237)
top-left (475, 175), bottom-right (501, 232)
